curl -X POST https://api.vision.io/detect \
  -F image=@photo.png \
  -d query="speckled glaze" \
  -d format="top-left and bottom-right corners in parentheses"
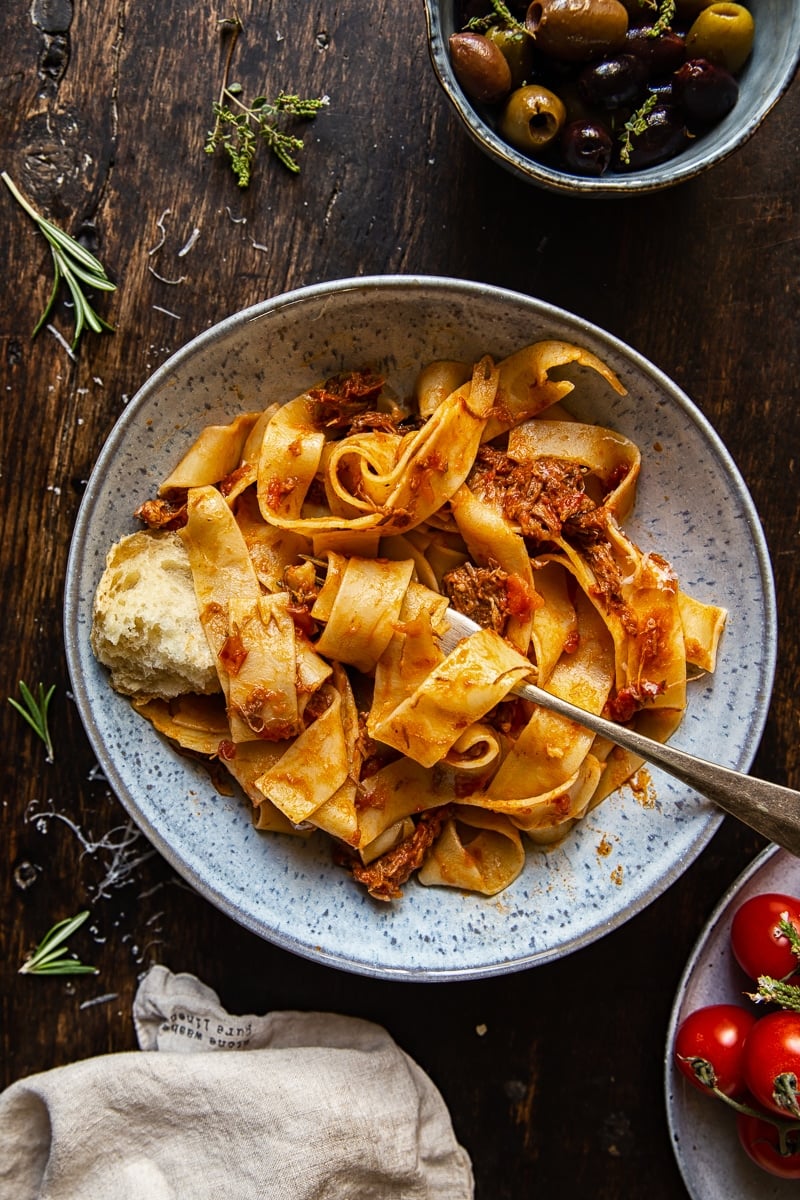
top-left (666, 845), bottom-right (800, 1198)
top-left (423, 1), bottom-right (800, 197)
top-left (64, 277), bottom-right (777, 980)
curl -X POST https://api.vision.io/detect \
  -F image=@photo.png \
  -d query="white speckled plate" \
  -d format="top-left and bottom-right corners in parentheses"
top-left (64, 276), bottom-right (777, 981)
top-left (666, 846), bottom-right (800, 1197)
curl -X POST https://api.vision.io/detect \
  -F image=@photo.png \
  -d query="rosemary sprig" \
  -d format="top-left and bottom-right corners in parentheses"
top-left (618, 93), bottom-right (658, 165)
top-left (9, 681), bottom-right (55, 763)
top-left (205, 16), bottom-right (329, 186)
top-left (1, 172), bottom-right (115, 349)
top-left (19, 911), bottom-right (98, 976)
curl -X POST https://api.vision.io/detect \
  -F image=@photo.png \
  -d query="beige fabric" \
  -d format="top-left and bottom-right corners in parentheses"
top-left (0, 966), bottom-right (473, 1200)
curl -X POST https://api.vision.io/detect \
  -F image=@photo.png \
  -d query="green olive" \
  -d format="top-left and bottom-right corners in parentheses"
top-left (484, 26), bottom-right (536, 89)
top-left (449, 32), bottom-right (512, 104)
top-left (525, 0), bottom-right (628, 63)
top-left (499, 84), bottom-right (566, 153)
top-left (686, 3), bottom-right (755, 74)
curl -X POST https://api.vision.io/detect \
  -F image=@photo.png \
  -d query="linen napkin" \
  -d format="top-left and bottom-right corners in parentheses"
top-left (0, 964), bottom-right (473, 1200)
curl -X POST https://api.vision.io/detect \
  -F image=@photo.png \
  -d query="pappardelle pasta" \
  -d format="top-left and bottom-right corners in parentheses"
top-left (92, 341), bottom-right (726, 901)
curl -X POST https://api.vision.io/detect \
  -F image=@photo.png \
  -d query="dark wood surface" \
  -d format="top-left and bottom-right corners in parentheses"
top-left (2, 3), bottom-right (798, 1196)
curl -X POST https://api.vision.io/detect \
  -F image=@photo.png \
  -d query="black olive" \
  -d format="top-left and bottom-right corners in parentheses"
top-left (673, 58), bottom-right (739, 125)
top-left (618, 103), bottom-right (688, 169)
top-left (624, 26), bottom-right (686, 76)
top-left (579, 54), bottom-right (647, 110)
top-left (560, 119), bottom-right (614, 175)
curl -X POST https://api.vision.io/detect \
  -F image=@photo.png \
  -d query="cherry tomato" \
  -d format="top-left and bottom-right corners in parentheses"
top-left (730, 892), bottom-right (800, 981)
top-left (674, 1004), bottom-right (756, 1097)
top-left (736, 1113), bottom-right (800, 1180)
top-left (743, 1011), bottom-right (800, 1119)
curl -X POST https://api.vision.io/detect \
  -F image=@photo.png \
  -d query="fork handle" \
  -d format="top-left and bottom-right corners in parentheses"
top-left (514, 680), bottom-right (800, 857)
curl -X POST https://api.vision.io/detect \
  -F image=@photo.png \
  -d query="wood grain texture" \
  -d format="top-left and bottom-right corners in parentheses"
top-left (1, 2), bottom-right (798, 1196)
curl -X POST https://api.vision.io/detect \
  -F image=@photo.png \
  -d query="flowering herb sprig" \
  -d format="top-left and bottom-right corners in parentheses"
top-left (748, 916), bottom-right (800, 1011)
top-left (205, 15), bottom-right (329, 186)
top-left (639, 0), bottom-right (677, 38)
top-left (465, 1), bottom-right (527, 34)
top-left (619, 93), bottom-right (659, 165)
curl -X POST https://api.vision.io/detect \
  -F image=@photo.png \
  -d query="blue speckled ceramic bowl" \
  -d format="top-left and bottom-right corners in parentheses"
top-left (64, 276), bottom-right (776, 980)
top-left (424, 1), bottom-right (800, 196)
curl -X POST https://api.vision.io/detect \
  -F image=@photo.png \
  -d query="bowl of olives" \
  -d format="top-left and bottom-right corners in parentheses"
top-left (424, 0), bottom-right (800, 194)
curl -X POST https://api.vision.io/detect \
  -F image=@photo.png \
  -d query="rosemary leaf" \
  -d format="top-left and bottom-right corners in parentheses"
top-left (22, 961), bottom-right (100, 976)
top-left (19, 911), bottom-right (98, 977)
top-left (8, 681), bottom-right (55, 763)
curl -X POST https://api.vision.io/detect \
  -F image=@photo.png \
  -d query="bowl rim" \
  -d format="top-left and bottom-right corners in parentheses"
top-left (423, 0), bottom-right (800, 196)
top-left (64, 274), bottom-right (779, 980)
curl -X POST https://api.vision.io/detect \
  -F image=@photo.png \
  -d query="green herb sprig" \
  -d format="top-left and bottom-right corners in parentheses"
top-left (751, 975), bottom-right (800, 1013)
top-left (618, 93), bottom-right (659, 166)
top-left (747, 916), bottom-right (800, 1011)
top-left (482, 0), bottom-right (527, 34)
top-left (205, 16), bottom-right (328, 187)
top-left (19, 911), bottom-right (98, 976)
top-left (2, 172), bottom-right (115, 349)
top-left (9, 681), bottom-right (55, 763)
top-left (647, 0), bottom-right (677, 37)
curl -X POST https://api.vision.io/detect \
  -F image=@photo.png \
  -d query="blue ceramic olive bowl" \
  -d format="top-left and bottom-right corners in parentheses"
top-left (423, 0), bottom-right (800, 195)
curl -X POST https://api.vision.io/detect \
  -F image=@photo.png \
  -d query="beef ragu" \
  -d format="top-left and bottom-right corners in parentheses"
top-left (338, 807), bottom-right (452, 902)
top-left (308, 368), bottom-right (386, 429)
top-left (469, 446), bottom-right (597, 542)
top-left (91, 342), bottom-right (727, 902)
top-left (443, 561), bottom-right (511, 634)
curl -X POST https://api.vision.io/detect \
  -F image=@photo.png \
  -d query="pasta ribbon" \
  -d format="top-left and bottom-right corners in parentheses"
top-left (159, 412), bottom-right (262, 494)
top-left (312, 555), bottom-right (416, 673)
top-left (418, 807), bottom-right (525, 896)
top-left (368, 627), bottom-right (533, 769)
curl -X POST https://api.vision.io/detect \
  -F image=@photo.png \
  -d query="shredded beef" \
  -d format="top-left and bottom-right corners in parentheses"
top-left (338, 807), bottom-right (451, 901)
top-left (442, 561), bottom-right (510, 634)
top-left (347, 410), bottom-right (402, 435)
top-left (308, 368), bottom-right (386, 429)
top-left (471, 448), bottom-right (595, 544)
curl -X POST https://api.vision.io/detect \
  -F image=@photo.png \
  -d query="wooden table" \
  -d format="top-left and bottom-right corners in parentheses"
top-left (2, 4), bottom-right (798, 1196)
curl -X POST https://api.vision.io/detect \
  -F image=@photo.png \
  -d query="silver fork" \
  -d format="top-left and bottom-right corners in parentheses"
top-left (440, 607), bottom-right (800, 857)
